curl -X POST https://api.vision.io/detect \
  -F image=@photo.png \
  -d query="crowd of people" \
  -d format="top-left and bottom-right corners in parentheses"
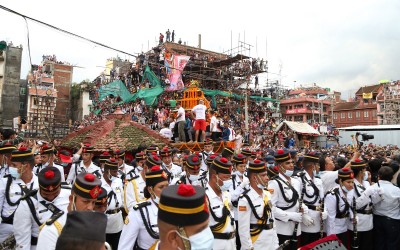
top-left (1, 125), bottom-right (400, 249)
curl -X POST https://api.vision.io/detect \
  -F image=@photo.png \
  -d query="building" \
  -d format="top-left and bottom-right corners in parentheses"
top-left (26, 55), bottom-right (73, 138)
top-left (0, 42), bottom-right (23, 128)
top-left (279, 85), bottom-right (338, 124)
top-left (377, 80), bottom-right (400, 125)
top-left (333, 84), bottom-right (381, 128)
top-left (104, 57), bottom-right (132, 81)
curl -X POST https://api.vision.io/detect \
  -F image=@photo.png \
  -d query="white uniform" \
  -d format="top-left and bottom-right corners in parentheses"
top-left (66, 161), bottom-right (101, 183)
top-left (162, 163), bottom-right (182, 179)
top-left (171, 171), bottom-right (207, 188)
top-left (36, 212), bottom-right (67, 250)
top-left (348, 179), bottom-right (372, 232)
top-left (238, 188), bottom-right (279, 250)
top-left (325, 187), bottom-right (354, 235)
top-left (13, 188), bottom-right (70, 250)
top-left (123, 174), bottom-right (146, 213)
top-left (205, 184), bottom-right (235, 250)
top-left (200, 150), bottom-right (213, 171)
top-left (101, 177), bottom-right (124, 234)
top-left (33, 163), bottom-right (65, 182)
top-left (118, 163), bottom-right (135, 183)
top-left (0, 174), bottom-right (38, 243)
top-left (229, 173), bottom-right (249, 221)
top-left (268, 173), bottom-right (307, 236)
top-left (295, 172), bottom-right (324, 233)
top-left (118, 200), bottom-right (159, 250)
top-left (320, 170), bottom-right (338, 195)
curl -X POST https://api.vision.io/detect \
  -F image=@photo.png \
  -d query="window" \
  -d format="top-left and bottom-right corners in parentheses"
top-left (33, 97), bottom-right (38, 106)
top-left (364, 111), bottom-right (369, 118)
top-left (372, 110), bottom-right (377, 117)
top-left (334, 113), bottom-right (338, 120)
top-left (20, 87), bottom-right (26, 95)
top-left (356, 111), bottom-right (360, 118)
top-left (341, 113), bottom-right (345, 119)
top-left (348, 112), bottom-right (352, 118)
top-left (19, 102), bottom-right (25, 110)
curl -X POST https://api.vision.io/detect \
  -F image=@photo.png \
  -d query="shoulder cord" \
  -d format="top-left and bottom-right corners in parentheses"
top-left (138, 205), bottom-right (159, 239)
top-left (5, 175), bottom-right (19, 206)
top-left (107, 190), bottom-right (119, 208)
top-left (206, 195), bottom-right (230, 232)
top-left (232, 175), bottom-right (237, 191)
top-left (333, 188), bottom-right (350, 216)
top-left (301, 175), bottom-right (320, 204)
top-left (241, 193), bottom-right (271, 222)
top-left (276, 177), bottom-right (299, 204)
top-left (180, 175), bottom-right (187, 184)
top-left (354, 184), bottom-right (370, 211)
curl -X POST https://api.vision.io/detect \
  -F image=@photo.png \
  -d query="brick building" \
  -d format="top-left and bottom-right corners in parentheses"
top-left (280, 86), bottom-right (339, 124)
top-left (333, 84), bottom-right (381, 128)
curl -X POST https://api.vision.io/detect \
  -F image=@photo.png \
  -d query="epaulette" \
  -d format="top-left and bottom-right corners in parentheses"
top-left (127, 174), bottom-right (140, 181)
top-left (133, 200), bottom-right (151, 210)
top-left (315, 175), bottom-right (321, 179)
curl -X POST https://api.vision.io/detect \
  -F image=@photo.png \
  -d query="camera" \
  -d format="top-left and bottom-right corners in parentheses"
top-left (361, 134), bottom-right (374, 141)
top-left (356, 132), bottom-right (374, 141)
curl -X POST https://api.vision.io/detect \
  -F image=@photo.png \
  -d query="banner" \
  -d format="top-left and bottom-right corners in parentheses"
top-left (362, 92), bottom-right (373, 99)
top-left (165, 55), bottom-right (190, 91)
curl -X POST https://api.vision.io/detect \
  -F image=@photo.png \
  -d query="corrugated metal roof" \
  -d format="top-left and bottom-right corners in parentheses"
top-left (275, 121), bottom-right (320, 135)
top-left (338, 125), bottom-right (400, 130)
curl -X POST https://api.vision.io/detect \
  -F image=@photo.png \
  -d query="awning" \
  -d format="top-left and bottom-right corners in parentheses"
top-left (274, 121), bottom-right (320, 136)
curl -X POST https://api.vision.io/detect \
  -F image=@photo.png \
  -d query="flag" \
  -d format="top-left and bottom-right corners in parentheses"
top-left (165, 55), bottom-right (190, 91)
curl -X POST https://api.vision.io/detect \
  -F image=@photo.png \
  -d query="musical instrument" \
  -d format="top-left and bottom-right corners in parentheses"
top-left (351, 196), bottom-right (359, 249)
top-left (292, 173), bottom-right (306, 243)
top-left (276, 240), bottom-right (290, 250)
top-left (319, 198), bottom-right (324, 239)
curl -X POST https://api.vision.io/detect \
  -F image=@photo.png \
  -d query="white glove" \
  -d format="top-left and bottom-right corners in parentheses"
top-left (352, 215), bottom-right (359, 223)
top-left (240, 178), bottom-right (250, 188)
top-left (302, 213), bottom-right (314, 226)
top-left (288, 212), bottom-right (303, 222)
top-left (321, 211), bottom-right (328, 220)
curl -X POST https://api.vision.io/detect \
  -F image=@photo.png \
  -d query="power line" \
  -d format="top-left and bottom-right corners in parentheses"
top-left (0, 4), bottom-right (137, 58)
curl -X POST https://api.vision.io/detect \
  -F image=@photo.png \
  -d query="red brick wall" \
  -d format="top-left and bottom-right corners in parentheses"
top-left (54, 64), bottom-right (73, 124)
top-left (333, 108), bottom-right (377, 128)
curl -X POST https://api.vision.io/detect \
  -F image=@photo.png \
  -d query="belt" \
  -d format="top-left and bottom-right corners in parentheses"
top-left (305, 204), bottom-right (322, 211)
top-left (250, 223), bottom-right (274, 230)
top-left (106, 208), bottom-right (121, 215)
top-left (31, 236), bottom-right (38, 246)
top-left (212, 232), bottom-right (235, 240)
top-left (336, 213), bottom-right (349, 219)
top-left (357, 209), bottom-right (373, 215)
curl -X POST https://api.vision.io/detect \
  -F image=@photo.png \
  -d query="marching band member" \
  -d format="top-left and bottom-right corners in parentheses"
top-left (0, 146), bottom-right (38, 246)
top-left (206, 156), bottom-right (236, 250)
top-left (156, 184), bottom-right (213, 250)
top-left (101, 158), bottom-right (124, 250)
top-left (37, 172), bottom-right (102, 250)
top-left (66, 144), bottom-right (102, 183)
top-left (13, 167), bottom-right (69, 250)
top-left (296, 151), bottom-right (327, 246)
top-left (124, 153), bottom-right (161, 212)
top-left (268, 149), bottom-right (308, 250)
top-left (325, 167), bottom-right (355, 246)
top-left (118, 166), bottom-right (169, 250)
top-left (238, 159), bottom-right (279, 250)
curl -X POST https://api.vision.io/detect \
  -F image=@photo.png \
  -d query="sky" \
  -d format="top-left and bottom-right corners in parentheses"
top-left (1, 0), bottom-right (399, 100)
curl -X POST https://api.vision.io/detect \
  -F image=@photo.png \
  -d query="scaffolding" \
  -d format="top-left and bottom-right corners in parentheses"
top-left (383, 81), bottom-right (400, 124)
